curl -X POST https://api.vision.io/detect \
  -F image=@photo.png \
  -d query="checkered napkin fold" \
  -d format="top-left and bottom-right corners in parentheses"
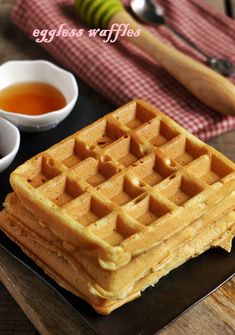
top-left (11, 0), bottom-right (235, 140)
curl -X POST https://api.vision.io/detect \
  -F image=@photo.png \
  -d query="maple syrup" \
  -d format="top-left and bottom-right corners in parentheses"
top-left (0, 82), bottom-right (66, 116)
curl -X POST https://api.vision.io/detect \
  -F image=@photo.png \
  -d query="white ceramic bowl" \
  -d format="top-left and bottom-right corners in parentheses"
top-left (0, 60), bottom-right (79, 132)
top-left (0, 117), bottom-right (20, 173)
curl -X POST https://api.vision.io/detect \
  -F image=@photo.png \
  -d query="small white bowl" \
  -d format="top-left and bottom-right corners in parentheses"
top-left (0, 60), bottom-right (79, 132)
top-left (0, 117), bottom-right (20, 173)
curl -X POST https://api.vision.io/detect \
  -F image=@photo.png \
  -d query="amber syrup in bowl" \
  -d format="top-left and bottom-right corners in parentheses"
top-left (0, 82), bottom-right (66, 116)
top-left (0, 60), bottom-right (78, 132)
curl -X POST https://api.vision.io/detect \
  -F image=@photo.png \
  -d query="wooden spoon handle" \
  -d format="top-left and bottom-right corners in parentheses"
top-left (110, 11), bottom-right (235, 116)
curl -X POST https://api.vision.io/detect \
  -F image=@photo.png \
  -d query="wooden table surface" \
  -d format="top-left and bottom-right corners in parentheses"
top-left (0, 0), bottom-right (234, 334)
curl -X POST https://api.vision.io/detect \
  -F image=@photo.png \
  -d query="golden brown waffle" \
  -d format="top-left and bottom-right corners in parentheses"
top-left (4, 193), bottom-right (235, 300)
top-left (10, 100), bottom-right (235, 271)
top-left (1, 205), bottom-right (234, 314)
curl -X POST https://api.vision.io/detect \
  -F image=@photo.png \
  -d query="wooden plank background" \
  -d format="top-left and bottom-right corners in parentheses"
top-left (0, 0), bottom-right (234, 334)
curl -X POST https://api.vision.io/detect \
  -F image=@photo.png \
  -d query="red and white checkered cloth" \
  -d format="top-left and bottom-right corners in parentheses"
top-left (11, 0), bottom-right (235, 140)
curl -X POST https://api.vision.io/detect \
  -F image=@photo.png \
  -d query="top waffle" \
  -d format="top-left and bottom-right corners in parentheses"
top-left (10, 100), bottom-right (235, 270)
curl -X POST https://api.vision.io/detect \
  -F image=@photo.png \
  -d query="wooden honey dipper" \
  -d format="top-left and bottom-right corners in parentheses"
top-left (75, 0), bottom-right (235, 116)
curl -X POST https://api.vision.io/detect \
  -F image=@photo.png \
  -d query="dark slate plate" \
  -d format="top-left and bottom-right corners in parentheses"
top-left (0, 95), bottom-right (234, 335)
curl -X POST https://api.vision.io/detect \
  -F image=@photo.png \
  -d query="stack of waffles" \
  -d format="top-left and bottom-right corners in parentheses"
top-left (0, 100), bottom-right (234, 314)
